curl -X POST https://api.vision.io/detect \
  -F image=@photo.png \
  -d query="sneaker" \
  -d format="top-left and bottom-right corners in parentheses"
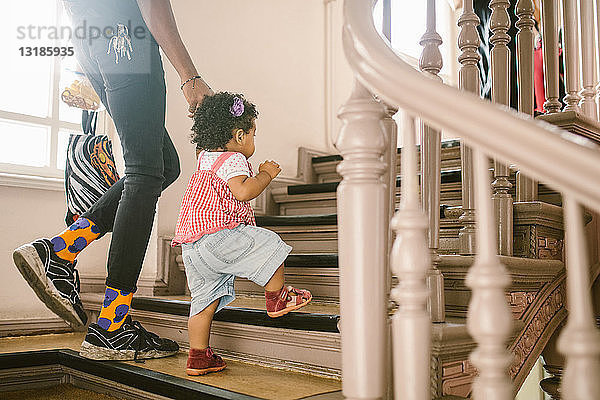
top-left (80, 315), bottom-right (179, 361)
top-left (186, 347), bottom-right (227, 376)
top-left (265, 285), bottom-right (312, 318)
top-left (13, 238), bottom-right (87, 328)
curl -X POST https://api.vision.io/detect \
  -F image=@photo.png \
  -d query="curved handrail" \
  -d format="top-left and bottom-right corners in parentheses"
top-left (343, 0), bottom-right (600, 213)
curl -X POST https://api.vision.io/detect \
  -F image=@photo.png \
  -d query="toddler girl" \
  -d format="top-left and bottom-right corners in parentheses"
top-left (172, 92), bottom-right (312, 376)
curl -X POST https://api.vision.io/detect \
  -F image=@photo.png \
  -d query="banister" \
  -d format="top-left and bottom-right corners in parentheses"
top-left (343, 0), bottom-right (600, 213)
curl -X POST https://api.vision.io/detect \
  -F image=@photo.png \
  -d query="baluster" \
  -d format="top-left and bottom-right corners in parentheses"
top-left (419, 0), bottom-right (445, 322)
top-left (596, 0), bottom-right (600, 120)
top-left (383, 104), bottom-right (398, 275)
top-left (457, 0), bottom-right (480, 255)
top-left (579, 0), bottom-right (598, 119)
top-left (515, 0), bottom-right (539, 202)
top-left (382, 103), bottom-right (397, 400)
top-left (467, 149), bottom-right (514, 400)
top-left (540, 0), bottom-right (562, 113)
top-left (561, 0), bottom-right (582, 112)
top-left (391, 112), bottom-right (431, 400)
top-left (489, 0), bottom-right (514, 255)
top-left (557, 196), bottom-right (600, 399)
top-left (336, 80), bottom-right (388, 400)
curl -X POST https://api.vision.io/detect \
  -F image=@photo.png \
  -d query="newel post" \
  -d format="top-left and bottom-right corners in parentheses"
top-left (336, 80), bottom-right (388, 400)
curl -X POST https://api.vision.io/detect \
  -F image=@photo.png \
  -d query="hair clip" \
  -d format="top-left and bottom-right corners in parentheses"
top-left (230, 97), bottom-right (244, 117)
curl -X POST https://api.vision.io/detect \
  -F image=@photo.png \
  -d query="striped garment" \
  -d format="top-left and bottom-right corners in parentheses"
top-left (65, 133), bottom-right (119, 225)
top-left (172, 151), bottom-right (256, 247)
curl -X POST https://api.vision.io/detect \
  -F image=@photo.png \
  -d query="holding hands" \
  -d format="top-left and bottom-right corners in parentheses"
top-left (259, 160), bottom-right (281, 180)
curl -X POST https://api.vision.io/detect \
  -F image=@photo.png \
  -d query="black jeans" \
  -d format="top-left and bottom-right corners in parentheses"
top-left (64, 0), bottom-right (180, 292)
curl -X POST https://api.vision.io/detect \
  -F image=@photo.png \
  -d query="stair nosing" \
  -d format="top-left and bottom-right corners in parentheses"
top-left (310, 140), bottom-right (461, 165)
top-left (132, 297), bottom-right (340, 333)
top-left (286, 169), bottom-right (462, 195)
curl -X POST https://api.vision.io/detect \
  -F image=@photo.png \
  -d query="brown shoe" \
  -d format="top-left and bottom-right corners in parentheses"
top-left (186, 347), bottom-right (227, 376)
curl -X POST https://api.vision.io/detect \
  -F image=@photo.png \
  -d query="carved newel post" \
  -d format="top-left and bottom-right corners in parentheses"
top-left (336, 80), bottom-right (388, 400)
top-left (457, 0), bottom-right (481, 254)
top-left (419, 0), bottom-right (445, 323)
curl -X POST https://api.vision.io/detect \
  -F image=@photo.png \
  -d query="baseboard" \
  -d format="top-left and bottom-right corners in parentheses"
top-left (0, 317), bottom-right (71, 338)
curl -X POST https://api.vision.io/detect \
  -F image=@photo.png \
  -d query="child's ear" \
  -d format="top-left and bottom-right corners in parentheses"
top-left (234, 129), bottom-right (245, 144)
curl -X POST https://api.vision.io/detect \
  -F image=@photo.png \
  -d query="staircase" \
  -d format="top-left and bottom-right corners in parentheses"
top-left (4, 0), bottom-right (600, 399)
top-left (73, 141), bottom-right (587, 398)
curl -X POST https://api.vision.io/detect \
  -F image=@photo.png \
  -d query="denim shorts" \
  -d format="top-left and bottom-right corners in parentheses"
top-left (181, 224), bottom-right (292, 316)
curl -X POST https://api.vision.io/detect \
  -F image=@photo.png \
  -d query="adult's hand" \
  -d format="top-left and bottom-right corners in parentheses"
top-left (182, 78), bottom-right (214, 118)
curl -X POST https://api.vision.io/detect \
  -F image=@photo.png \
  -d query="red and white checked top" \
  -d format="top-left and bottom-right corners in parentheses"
top-left (171, 151), bottom-right (256, 246)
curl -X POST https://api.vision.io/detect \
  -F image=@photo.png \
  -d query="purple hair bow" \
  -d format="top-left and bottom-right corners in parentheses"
top-left (230, 97), bottom-right (244, 117)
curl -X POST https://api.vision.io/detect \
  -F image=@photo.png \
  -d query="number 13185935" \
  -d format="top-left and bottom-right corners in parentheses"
top-left (19, 47), bottom-right (74, 56)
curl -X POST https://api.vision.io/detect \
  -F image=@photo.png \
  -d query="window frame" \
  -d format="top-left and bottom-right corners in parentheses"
top-left (0, 0), bottom-right (107, 182)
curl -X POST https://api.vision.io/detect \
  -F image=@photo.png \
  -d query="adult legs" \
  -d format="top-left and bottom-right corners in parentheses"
top-left (72, 25), bottom-right (180, 293)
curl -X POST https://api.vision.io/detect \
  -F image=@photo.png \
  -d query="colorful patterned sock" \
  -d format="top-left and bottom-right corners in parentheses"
top-left (97, 286), bottom-right (133, 332)
top-left (50, 217), bottom-right (101, 262)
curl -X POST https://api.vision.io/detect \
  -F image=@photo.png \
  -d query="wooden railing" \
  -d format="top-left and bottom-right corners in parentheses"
top-left (336, 0), bottom-right (600, 399)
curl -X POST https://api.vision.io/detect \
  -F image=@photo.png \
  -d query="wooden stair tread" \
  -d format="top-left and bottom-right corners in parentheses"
top-left (256, 214), bottom-right (337, 226)
top-left (310, 139), bottom-right (461, 165)
top-left (132, 296), bottom-right (340, 333)
top-left (285, 170), bottom-right (462, 196)
top-left (0, 333), bottom-right (341, 400)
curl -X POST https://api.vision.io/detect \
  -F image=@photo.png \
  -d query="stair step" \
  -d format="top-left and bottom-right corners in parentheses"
top-left (287, 170), bottom-right (462, 196)
top-left (311, 140), bottom-right (462, 183)
top-left (0, 333), bottom-right (341, 399)
top-left (256, 214), bottom-right (462, 255)
top-left (131, 297), bottom-right (340, 333)
top-left (81, 293), bottom-right (343, 379)
top-left (256, 214), bottom-right (337, 226)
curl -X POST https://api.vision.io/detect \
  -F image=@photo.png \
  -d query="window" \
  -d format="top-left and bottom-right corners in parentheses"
top-left (374, 0), bottom-right (457, 83)
top-left (0, 0), bottom-right (104, 179)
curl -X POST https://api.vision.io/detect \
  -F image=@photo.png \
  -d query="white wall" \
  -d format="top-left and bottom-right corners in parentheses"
top-left (1, 0), bottom-right (338, 322)
top-left (158, 0), bottom-right (334, 236)
top-left (0, 184), bottom-right (111, 321)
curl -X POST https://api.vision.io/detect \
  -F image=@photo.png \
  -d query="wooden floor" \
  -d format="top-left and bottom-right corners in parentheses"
top-left (0, 333), bottom-right (342, 400)
top-left (2, 384), bottom-right (120, 400)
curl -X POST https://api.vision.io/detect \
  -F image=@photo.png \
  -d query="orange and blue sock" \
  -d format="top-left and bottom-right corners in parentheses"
top-left (97, 286), bottom-right (133, 331)
top-left (50, 217), bottom-right (101, 262)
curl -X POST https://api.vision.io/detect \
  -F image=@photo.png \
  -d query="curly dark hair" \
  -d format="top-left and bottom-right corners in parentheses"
top-left (191, 92), bottom-right (258, 150)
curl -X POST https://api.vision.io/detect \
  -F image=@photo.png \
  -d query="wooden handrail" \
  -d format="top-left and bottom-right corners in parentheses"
top-left (342, 0), bottom-right (600, 213)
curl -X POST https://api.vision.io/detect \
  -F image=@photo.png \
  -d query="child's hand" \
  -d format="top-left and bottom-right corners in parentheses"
top-left (259, 160), bottom-right (281, 180)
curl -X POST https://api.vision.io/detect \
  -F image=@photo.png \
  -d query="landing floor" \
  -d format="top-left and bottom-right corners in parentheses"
top-left (0, 333), bottom-right (342, 400)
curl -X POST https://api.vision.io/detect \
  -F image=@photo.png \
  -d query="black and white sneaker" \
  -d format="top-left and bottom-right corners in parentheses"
top-left (13, 238), bottom-right (87, 328)
top-left (80, 316), bottom-right (179, 361)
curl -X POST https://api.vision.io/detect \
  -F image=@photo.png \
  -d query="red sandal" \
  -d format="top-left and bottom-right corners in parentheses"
top-left (265, 286), bottom-right (312, 318)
